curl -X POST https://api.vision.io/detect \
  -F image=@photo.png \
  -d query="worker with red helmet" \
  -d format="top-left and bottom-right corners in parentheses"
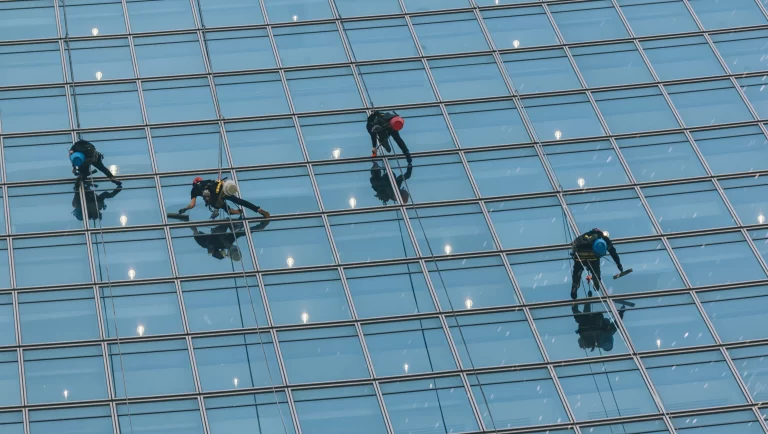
top-left (178, 177), bottom-right (270, 220)
top-left (367, 110), bottom-right (412, 164)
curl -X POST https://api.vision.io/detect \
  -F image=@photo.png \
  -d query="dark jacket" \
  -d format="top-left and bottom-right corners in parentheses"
top-left (571, 228), bottom-right (621, 264)
top-left (366, 111), bottom-right (408, 151)
top-left (71, 140), bottom-right (99, 164)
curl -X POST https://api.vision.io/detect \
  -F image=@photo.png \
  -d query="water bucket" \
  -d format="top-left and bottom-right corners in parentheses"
top-left (222, 179), bottom-right (239, 196)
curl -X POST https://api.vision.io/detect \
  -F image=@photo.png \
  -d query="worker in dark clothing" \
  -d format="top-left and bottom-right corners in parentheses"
top-left (178, 177), bottom-right (270, 220)
top-left (570, 228), bottom-right (623, 299)
top-left (72, 181), bottom-right (122, 221)
top-left (367, 110), bottom-right (412, 164)
top-left (69, 139), bottom-right (121, 188)
top-left (370, 161), bottom-right (412, 205)
top-left (191, 220), bottom-right (269, 261)
top-left (572, 301), bottom-right (626, 353)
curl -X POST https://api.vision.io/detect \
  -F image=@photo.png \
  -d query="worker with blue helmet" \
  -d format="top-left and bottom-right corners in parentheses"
top-left (570, 228), bottom-right (623, 299)
top-left (69, 139), bottom-right (121, 188)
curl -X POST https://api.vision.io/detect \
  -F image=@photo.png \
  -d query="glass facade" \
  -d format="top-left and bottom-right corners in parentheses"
top-left (2, 0), bottom-right (768, 433)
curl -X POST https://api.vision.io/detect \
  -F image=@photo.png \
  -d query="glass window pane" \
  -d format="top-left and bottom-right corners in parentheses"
top-left (572, 43), bottom-right (654, 87)
top-left (622, 294), bottom-right (715, 351)
top-left (0, 42), bottom-right (62, 87)
top-left (469, 369), bottom-right (568, 430)
top-left (330, 211), bottom-right (417, 263)
top-left (74, 83), bottom-right (143, 129)
top-left (610, 241), bottom-right (683, 295)
top-left (692, 126), bottom-right (768, 174)
top-left (643, 182), bottom-right (736, 233)
top-left (13, 236), bottom-right (91, 287)
top-left (278, 326), bottom-right (369, 384)
top-left (363, 318), bottom-right (456, 376)
top-left (403, 0), bottom-right (471, 12)
top-left (544, 140), bottom-right (630, 189)
top-left (412, 13), bottom-right (488, 55)
top-left (345, 263), bottom-right (436, 319)
top-left (427, 256), bottom-right (519, 311)
top-left (408, 204), bottom-right (496, 256)
top-left (449, 311), bottom-right (543, 369)
top-left (482, 7), bottom-right (559, 49)
top-left (616, 133), bottom-right (707, 182)
top-left (617, 0), bottom-right (698, 36)
top-left (738, 76), bottom-right (768, 120)
top-left (117, 400), bottom-right (204, 434)
top-left (381, 106), bottom-right (456, 153)
top-left (567, 190), bottom-right (656, 238)
top-left (345, 18), bottom-right (420, 62)
top-left (594, 87), bottom-right (680, 134)
top-left (688, 0), bottom-right (768, 29)
top-left (0, 413), bottom-right (22, 434)
top-left (729, 346), bottom-right (768, 404)
top-left (722, 176), bottom-right (768, 225)
top-left (700, 286), bottom-right (768, 343)
top-left (488, 197), bottom-right (569, 249)
top-left (93, 229), bottom-right (172, 282)
top-left (126, 0), bottom-right (195, 33)
top-left (181, 277), bottom-right (268, 332)
top-left (286, 67), bottom-right (363, 112)
top-left (0, 294), bottom-right (15, 347)
top-left (197, 0), bottom-right (265, 27)
top-left (0, 88), bottom-right (70, 134)
top-left (9, 184), bottom-right (81, 234)
top-left (670, 232), bottom-right (767, 286)
top-left (68, 39), bottom-right (134, 82)
top-left (226, 119), bottom-right (304, 166)
top-left (397, 154), bottom-right (474, 203)
top-left (466, 148), bottom-right (552, 197)
top-left (643, 351), bottom-right (747, 411)
top-left (584, 419), bottom-right (669, 434)
top-left (251, 217), bottom-right (334, 269)
top-left (170, 222), bottom-right (255, 276)
top-left (264, 0), bottom-right (332, 23)
top-left (237, 167), bottom-right (318, 215)
top-left (274, 24), bottom-right (347, 67)
top-left (523, 94), bottom-right (605, 141)
top-left (447, 101), bottom-right (531, 148)
top-left (110, 339), bottom-right (195, 398)
top-left (135, 33), bottom-right (204, 77)
top-left (0, 352), bottom-right (21, 406)
top-left (263, 270), bottom-right (352, 325)
top-left (712, 29), bottom-right (768, 74)
top-left (205, 29), bottom-right (276, 72)
top-left (503, 49), bottom-right (581, 94)
top-left (532, 303), bottom-right (629, 360)
top-left (100, 283), bottom-right (183, 338)
top-left (0, 1), bottom-right (57, 41)
top-left (666, 80), bottom-right (754, 127)
top-left (152, 125), bottom-right (222, 172)
top-left (550, 1), bottom-right (630, 43)
top-left (24, 346), bottom-right (107, 404)
top-left (142, 78), bottom-right (217, 124)
top-left (205, 392), bottom-right (296, 434)
top-left (381, 377), bottom-right (480, 434)
top-left (293, 386), bottom-right (387, 434)
top-left (641, 36), bottom-right (726, 80)
top-left (359, 62), bottom-right (436, 106)
top-left (674, 410), bottom-right (764, 433)
top-left (314, 160), bottom-right (397, 209)
top-left (82, 179), bottom-right (161, 228)
top-left (429, 56), bottom-right (508, 100)
top-left (556, 360), bottom-right (658, 420)
top-left (509, 249), bottom-right (582, 304)
top-left (750, 228), bottom-right (768, 269)
top-left (335, 0), bottom-right (402, 17)
top-left (194, 333), bottom-right (281, 391)
top-left (28, 406), bottom-right (113, 434)
top-left (19, 289), bottom-right (99, 344)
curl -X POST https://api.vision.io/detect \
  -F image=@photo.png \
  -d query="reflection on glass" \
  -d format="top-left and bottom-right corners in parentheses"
top-left (621, 294), bottom-right (714, 351)
top-left (24, 346), bottom-right (107, 404)
top-left (100, 282), bottom-right (183, 338)
top-left (449, 311), bottom-right (542, 369)
top-left (263, 270), bottom-right (351, 325)
top-left (428, 256), bottom-right (518, 311)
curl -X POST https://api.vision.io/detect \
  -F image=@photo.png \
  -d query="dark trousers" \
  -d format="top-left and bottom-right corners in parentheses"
top-left (77, 155), bottom-right (114, 182)
top-left (208, 194), bottom-right (260, 214)
top-left (572, 258), bottom-right (601, 290)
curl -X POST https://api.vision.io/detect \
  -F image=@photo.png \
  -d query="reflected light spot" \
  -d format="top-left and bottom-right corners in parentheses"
top-left (444, 244), bottom-right (452, 255)
top-left (602, 231), bottom-right (609, 238)
top-left (577, 178), bottom-right (586, 188)
top-left (403, 363), bottom-right (409, 374)
top-left (349, 197), bottom-right (357, 209)
top-left (286, 257), bottom-right (295, 268)
top-left (759, 214), bottom-right (765, 224)
top-left (233, 377), bottom-right (239, 388)
top-left (465, 299), bottom-right (473, 309)
top-left (301, 312), bottom-right (309, 324)
top-left (136, 325), bottom-right (145, 336)
top-left (120, 215), bottom-right (128, 227)
top-left (91, 28), bottom-right (99, 36)
top-left (554, 130), bottom-right (562, 140)
top-left (63, 389), bottom-right (69, 399)
top-left (656, 338), bottom-right (662, 348)
top-left (109, 165), bottom-right (119, 175)
top-left (95, 71), bottom-right (103, 81)
top-left (292, 15), bottom-right (298, 21)
top-left (513, 39), bottom-right (520, 49)
top-left (128, 269), bottom-right (136, 280)
top-left (332, 148), bottom-right (341, 159)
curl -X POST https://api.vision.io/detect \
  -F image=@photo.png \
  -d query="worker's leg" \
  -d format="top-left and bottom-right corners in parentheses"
top-left (571, 258), bottom-right (584, 299)
top-left (226, 195), bottom-right (269, 218)
top-left (91, 155), bottom-right (121, 185)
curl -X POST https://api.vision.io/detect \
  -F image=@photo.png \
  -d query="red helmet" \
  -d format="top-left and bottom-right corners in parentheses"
top-left (389, 116), bottom-right (405, 131)
top-left (193, 177), bottom-right (203, 185)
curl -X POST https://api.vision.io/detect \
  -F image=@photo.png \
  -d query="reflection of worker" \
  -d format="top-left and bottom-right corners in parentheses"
top-left (69, 139), bottom-right (121, 188)
top-left (191, 220), bottom-right (269, 261)
top-left (570, 228), bottom-right (623, 299)
top-left (572, 302), bottom-right (625, 353)
top-left (367, 110), bottom-right (412, 163)
top-left (179, 177), bottom-right (270, 220)
top-left (370, 161), bottom-right (412, 205)
top-left (72, 182), bottom-right (122, 221)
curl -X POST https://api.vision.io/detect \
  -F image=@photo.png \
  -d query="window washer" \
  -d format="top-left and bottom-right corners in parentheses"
top-left (367, 110), bottom-right (412, 164)
top-left (570, 228), bottom-right (624, 299)
top-left (370, 160), bottom-right (413, 205)
top-left (69, 139), bottom-right (121, 188)
top-left (72, 181), bottom-right (122, 222)
top-left (572, 301), bottom-right (626, 353)
top-left (178, 177), bottom-right (271, 220)
top-left (191, 220), bottom-right (270, 261)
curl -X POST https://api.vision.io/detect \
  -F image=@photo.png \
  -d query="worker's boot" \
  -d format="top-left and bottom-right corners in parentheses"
top-left (570, 284), bottom-right (578, 300)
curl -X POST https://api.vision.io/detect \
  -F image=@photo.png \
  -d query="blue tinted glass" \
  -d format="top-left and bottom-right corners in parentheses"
top-left (572, 43), bottom-right (654, 87)
top-left (712, 30), bottom-right (768, 74)
top-left (345, 19), bottom-right (418, 61)
top-left (0, 294), bottom-right (15, 346)
top-left (738, 76), bottom-right (768, 119)
top-left (171, 222), bottom-right (255, 276)
top-left (0, 414), bottom-right (22, 434)
top-left (674, 410), bottom-right (764, 433)
top-left (403, 0), bottom-right (471, 12)
top-left (449, 311), bottom-right (543, 368)
top-left (100, 283), bottom-right (183, 338)
top-left (0, 352), bottom-right (20, 406)
top-left (126, 0), bottom-right (195, 32)
top-left (469, 370), bottom-right (568, 429)
top-left (345, 263), bottom-right (435, 318)
top-left (24, 346), bottom-right (107, 404)
top-left (692, 126), bottom-right (768, 174)
top-left (110, 340), bottom-right (195, 398)
top-left (28, 406), bottom-right (114, 434)
top-left (750, 229), bottom-right (768, 268)
top-left (13, 236), bottom-right (91, 287)
top-left (216, 74), bottom-right (290, 118)
top-left (381, 106), bottom-right (455, 153)
top-left (335, 0), bottom-right (402, 17)
top-left (142, 79), bottom-right (217, 123)
top-left (382, 377), bottom-right (479, 434)
top-left (274, 24), bottom-right (347, 67)
top-left (641, 36), bottom-right (726, 80)
top-left (427, 256), bottom-right (519, 311)
top-left (181, 277), bottom-right (269, 332)
top-left (206, 30), bottom-right (277, 72)
top-left (643, 182), bottom-right (736, 233)
top-left (466, 148), bottom-right (552, 197)
top-left (412, 13), bottom-right (487, 55)
top-left (408, 204), bottom-right (496, 255)
top-left (523, 94), bottom-right (605, 140)
top-left (670, 233), bottom-right (766, 286)
top-left (263, 0), bottom-right (332, 23)
top-left (688, 0), bottom-right (767, 29)
top-left (59, 0), bottom-right (125, 37)
top-left (69, 39), bottom-right (134, 82)
top-left (567, 190), bottom-right (656, 238)
top-left (622, 294), bottom-right (715, 351)
top-left (0, 88), bottom-right (70, 134)
top-left (330, 211), bottom-right (418, 263)
top-left (545, 140), bottom-right (630, 189)
top-left (550, 1), bottom-right (630, 43)
top-left (359, 62), bottom-right (436, 106)
top-left (93, 230), bottom-right (172, 282)
top-left (278, 327), bottom-right (369, 383)
top-left (286, 67), bottom-right (363, 112)
top-left (197, 0), bottom-right (265, 27)
top-left (643, 351), bottom-right (747, 411)
top-left (237, 167), bottom-right (318, 216)
top-left (594, 87), bottom-right (680, 134)
top-left (263, 271), bottom-right (352, 326)
top-left (134, 34), bottom-right (204, 77)
top-left (509, 249), bottom-right (582, 304)
top-left (75, 83), bottom-right (143, 129)
top-left (503, 49), bottom-right (582, 94)
top-left (19, 289), bottom-right (99, 344)
top-left (9, 184), bottom-right (83, 234)
top-left (314, 160), bottom-right (401, 210)
top-left (729, 346), bottom-right (768, 403)
top-left (193, 333), bottom-right (282, 391)
top-left (293, 386), bottom-right (387, 434)
top-left (152, 125), bottom-right (222, 172)
top-left (447, 101), bottom-right (531, 148)
top-left (482, 7), bottom-right (559, 49)
top-left (557, 360), bottom-right (658, 420)
top-left (364, 319), bottom-right (456, 376)
top-left (206, 393), bottom-right (296, 434)
top-left (251, 217), bottom-right (334, 269)
top-left (666, 81), bottom-right (753, 127)
top-left (226, 119), bottom-right (304, 166)
top-left (586, 419), bottom-right (669, 434)
top-left (0, 1), bottom-right (57, 41)
top-left (398, 155), bottom-right (474, 203)
top-left (722, 176), bottom-right (768, 226)
top-left (118, 400), bottom-right (204, 434)
top-left (616, 133), bottom-right (707, 182)
top-left (603, 241), bottom-right (683, 295)
top-left (0, 43), bottom-right (62, 87)
top-left (617, 0), bottom-right (699, 36)
top-left (429, 56), bottom-right (508, 100)
top-left (700, 286), bottom-right (768, 343)
top-left (83, 179), bottom-right (161, 229)
top-left (488, 197), bottom-right (569, 249)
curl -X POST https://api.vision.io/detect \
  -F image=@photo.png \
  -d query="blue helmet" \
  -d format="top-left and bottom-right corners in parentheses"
top-left (592, 238), bottom-right (608, 257)
top-left (70, 152), bottom-right (85, 167)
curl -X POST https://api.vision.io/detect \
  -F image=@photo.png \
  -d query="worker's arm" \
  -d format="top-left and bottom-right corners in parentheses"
top-left (605, 237), bottom-right (623, 271)
top-left (179, 197), bottom-right (197, 214)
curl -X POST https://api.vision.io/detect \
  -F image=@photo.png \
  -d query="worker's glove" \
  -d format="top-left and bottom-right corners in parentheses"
top-left (209, 209), bottom-right (220, 219)
top-left (617, 263), bottom-right (624, 272)
top-left (178, 208), bottom-right (187, 214)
